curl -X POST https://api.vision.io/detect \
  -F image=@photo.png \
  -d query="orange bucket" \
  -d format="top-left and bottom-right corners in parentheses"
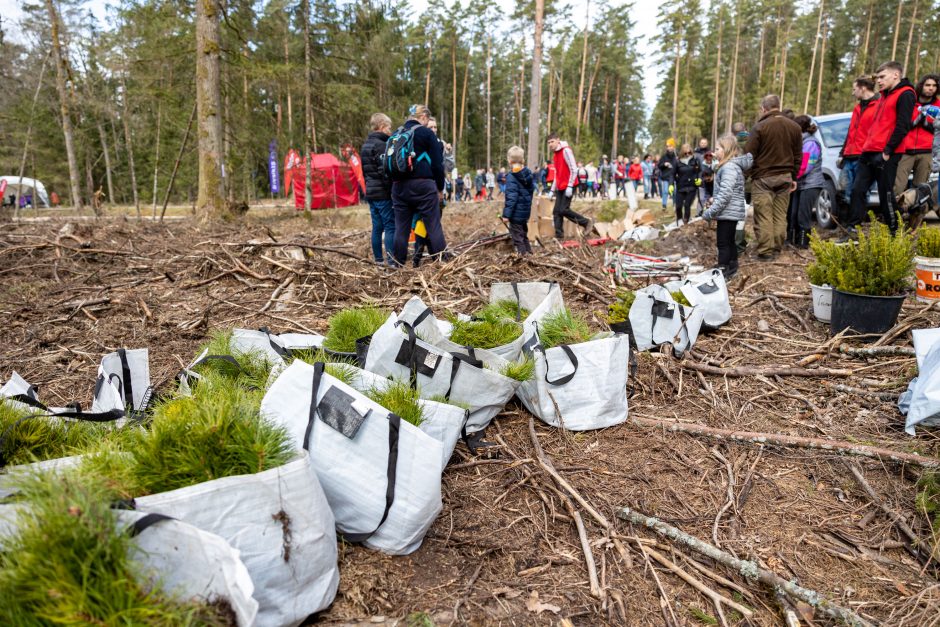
top-left (915, 255), bottom-right (940, 302)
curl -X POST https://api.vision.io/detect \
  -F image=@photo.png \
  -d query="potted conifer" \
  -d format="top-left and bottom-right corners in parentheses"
top-left (806, 233), bottom-right (846, 323)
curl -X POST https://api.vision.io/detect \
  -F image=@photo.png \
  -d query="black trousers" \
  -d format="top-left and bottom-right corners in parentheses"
top-left (675, 188), bottom-right (696, 223)
top-left (849, 152), bottom-right (902, 228)
top-left (552, 192), bottom-right (588, 238)
top-left (508, 221), bottom-right (532, 254)
top-left (788, 187), bottom-right (821, 232)
top-left (392, 179), bottom-right (446, 266)
top-left (716, 220), bottom-right (738, 272)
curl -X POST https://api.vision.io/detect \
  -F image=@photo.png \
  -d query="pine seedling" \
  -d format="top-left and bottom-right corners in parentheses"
top-left (476, 299), bottom-right (530, 323)
top-left (836, 213), bottom-right (915, 296)
top-left (605, 289), bottom-right (636, 324)
top-left (0, 471), bottom-right (229, 626)
top-left (426, 395), bottom-right (470, 410)
top-left (538, 309), bottom-right (593, 349)
top-left (194, 330), bottom-right (276, 394)
top-left (917, 227), bottom-right (940, 258)
top-left (366, 380), bottom-right (425, 427)
top-left (291, 348), bottom-right (357, 368)
top-left (808, 231), bottom-right (848, 286)
top-left (670, 290), bottom-right (691, 306)
top-left (322, 307), bottom-right (389, 353)
top-left (448, 318), bottom-right (523, 349)
top-left (499, 356), bottom-right (536, 382)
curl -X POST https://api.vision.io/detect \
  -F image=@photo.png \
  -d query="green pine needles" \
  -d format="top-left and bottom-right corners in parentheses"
top-left (447, 300), bottom-right (528, 349)
top-left (807, 231), bottom-right (847, 287)
top-left (917, 227), bottom-right (940, 258)
top-left (366, 380), bottom-right (425, 427)
top-left (322, 307), bottom-right (389, 353)
top-left (670, 290), bottom-right (691, 306)
top-left (0, 472), bottom-right (231, 626)
top-left (605, 289), bottom-right (636, 324)
top-left (835, 214), bottom-right (915, 296)
top-left (538, 309), bottom-right (593, 349)
top-left (195, 331), bottom-right (276, 394)
top-left (476, 300), bottom-right (530, 323)
top-left (499, 356), bottom-right (536, 382)
top-left (0, 399), bottom-right (132, 468)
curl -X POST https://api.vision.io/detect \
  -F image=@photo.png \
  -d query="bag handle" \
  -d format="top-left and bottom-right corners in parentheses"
top-left (511, 282), bottom-right (522, 321)
top-left (304, 362), bottom-right (400, 543)
top-left (0, 406), bottom-right (126, 468)
top-left (543, 344), bottom-right (578, 386)
top-left (258, 326), bottom-right (293, 359)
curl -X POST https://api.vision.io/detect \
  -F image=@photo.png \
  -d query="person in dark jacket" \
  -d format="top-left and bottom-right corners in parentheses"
top-left (894, 74), bottom-right (939, 197)
top-left (390, 104), bottom-right (447, 266)
top-left (838, 76), bottom-right (878, 208)
top-left (361, 112), bottom-right (394, 264)
top-left (501, 146), bottom-right (535, 255)
top-left (674, 143), bottom-right (701, 225)
top-left (657, 143), bottom-right (678, 208)
top-left (789, 115), bottom-right (824, 249)
top-left (846, 61), bottom-right (916, 238)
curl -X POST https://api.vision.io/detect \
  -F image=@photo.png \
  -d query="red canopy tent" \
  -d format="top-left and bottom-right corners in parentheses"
top-left (288, 153), bottom-right (359, 209)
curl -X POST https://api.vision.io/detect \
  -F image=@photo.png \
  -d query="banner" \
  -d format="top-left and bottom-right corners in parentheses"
top-left (268, 141), bottom-right (280, 195)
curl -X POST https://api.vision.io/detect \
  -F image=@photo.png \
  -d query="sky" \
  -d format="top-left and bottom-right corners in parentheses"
top-left (0, 0), bottom-right (663, 111)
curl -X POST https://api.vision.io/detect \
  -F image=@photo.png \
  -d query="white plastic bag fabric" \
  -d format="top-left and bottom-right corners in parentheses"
top-left (629, 284), bottom-right (705, 356)
top-left (912, 328), bottom-right (940, 369)
top-left (261, 360), bottom-right (443, 555)
top-left (903, 342), bottom-right (940, 435)
top-left (679, 269), bottom-right (732, 329)
top-left (92, 348), bottom-right (151, 414)
top-left (325, 363), bottom-right (468, 467)
top-left (363, 313), bottom-right (519, 435)
top-left (0, 505), bottom-right (258, 627)
top-left (135, 452), bottom-right (339, 627)
top-left (516, 325), bottom-right (629, 431)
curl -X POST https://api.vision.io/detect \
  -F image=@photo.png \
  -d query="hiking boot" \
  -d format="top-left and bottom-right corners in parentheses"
top-left (796, 230), bottom-right (809, 249)
top-left (583, 218), bottom-right (595, 236)
top-left (757, 252), bottom-right (776, 261)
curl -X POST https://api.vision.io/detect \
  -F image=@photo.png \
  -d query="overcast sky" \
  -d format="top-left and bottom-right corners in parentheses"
top-left (0, 0), bottom-right (662, 111)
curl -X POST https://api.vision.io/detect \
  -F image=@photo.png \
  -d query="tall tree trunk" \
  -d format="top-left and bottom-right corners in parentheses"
top-left (458, 49), bottom-right (470, 146)
top-left (243, 43), bottom-right (251, 201)
top-left (815, 19), bottom-right (828, 116)
top-left (195, 0), bottom-right (226, 219)
top-left (486, 34), bottom-right (492, 171)
top-left (672, 39), bottom-right (680, 135)
top-left (97, 123), bottom-right (114, 206)
top-left (757, 20), bottom-right (766, 84)
top-left (120, 71), bottom-right (140, 217)
top-left (903, 0), bottom-right (918, 73)
top-left (803, 0), bottom-right (824, 114)
top-left (84, 149), bottom-right (95, 214)
top-left (779, 22), bottom-right (791, 107)
top-left (451, 34), bottom-right (457, 142)
top-left (712, 7), bottom-right (724, 145)
top-left (913, 26), bottom-right (923, 79)
top-left (611, 76), bottom-right (621, 158)
top-left (424, 39), bottom-right (432, 105)
top-left (16, 53), bottom-right (49, 219)
top-left (581, 52), bottom-right (601, 129)
top-left (599, 76), bottom-right (609, 142)
top-left (725, 0), bottom-right (742, 133)
top-left (858, 0), bottom-right (874, 73)
top-left (303, 0), bottom-right (312, 212)
top-left (891, 0), bottom-right (904, 60)
top-left (284, 34), bottom-right (292, 144)
top-left (575, 0), bottom-right (589, 145)
top-left (151, 99), bottom-right (162, 218)
top-left (518, 60), bottom-right (526, 146)
top-left (526, 0), bottom-right (544, 169)
top-left (45, 0), bottom-right (83, 211)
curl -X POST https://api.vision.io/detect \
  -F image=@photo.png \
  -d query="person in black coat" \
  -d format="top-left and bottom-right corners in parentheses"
top-left (361, 112), bottom-right (394, 264)
top-left (674, 143), bottom-right (701, 226)
top-left (501, 146), bottom-right (535, 255)
top-left (657, 144), bottom-right (679, 208)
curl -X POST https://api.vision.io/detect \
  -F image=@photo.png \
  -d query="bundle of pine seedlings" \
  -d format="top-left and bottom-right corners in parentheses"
top-left (447, 300), bottom-right (529, 350)
top-left (0, 397), bottom-right (134, 469)
top-left (0, 471), bottom-right (236, 626)
top-left (321, 306), bottom-right (389, 353)
top-left (537, 308), bottom-right (595, 349)
top-left (189, 331), bottom-right (278, 395)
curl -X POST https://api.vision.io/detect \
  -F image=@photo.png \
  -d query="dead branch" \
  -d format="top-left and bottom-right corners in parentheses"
top-left (840, 345), bottom-right (916, 357)
top-left (680, 359), bottom-right (852, 378)
top-left (617, 506), bottom-right (875, 627)
top-left (632, 416), bottom-right (940, 469)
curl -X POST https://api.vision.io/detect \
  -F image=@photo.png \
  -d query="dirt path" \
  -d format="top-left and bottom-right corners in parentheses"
top-left (1, 200), bottom-right (938, 626)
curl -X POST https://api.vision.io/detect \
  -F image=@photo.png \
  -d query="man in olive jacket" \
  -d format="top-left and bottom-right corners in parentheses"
top-left (745, 94), bottom-right (803, 259)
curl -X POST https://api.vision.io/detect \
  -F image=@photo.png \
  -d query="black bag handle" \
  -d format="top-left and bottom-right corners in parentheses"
top-left (543, 344), bottom-right (578, 386)
top-left (127, 512), bottom-right (174, 537)
top-left (511, 282), bottom-right (522, 321)
top-left (303, 362), bottom-right (400, 543)
top-left (0, 406), bottom-right (126, 468)
top-left (258, 327), bottom-right (293, 359)
top-left (117, 348), bottom-right (135, 410)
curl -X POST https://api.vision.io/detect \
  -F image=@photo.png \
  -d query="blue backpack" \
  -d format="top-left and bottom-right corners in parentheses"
top-left (384, 125), bottom-right (428, 180)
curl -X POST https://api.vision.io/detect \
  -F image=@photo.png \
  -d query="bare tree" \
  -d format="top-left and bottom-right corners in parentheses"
top-left (575, 1), bottom-right (589, 145)
top-left (526, 0), bottom-right (545, 169)
top-left (803, 0), bottom-right (824, 114)
top-left (195, 0), bottom-right (226, 218)
top-left (45, 0), bottom-right (83, 210)
top-left (303, 0), bottom-right (312, 212)
top-left (120, 69), bottom-right (140, 218)
top-left (891, 0), bottom-right (905, 60)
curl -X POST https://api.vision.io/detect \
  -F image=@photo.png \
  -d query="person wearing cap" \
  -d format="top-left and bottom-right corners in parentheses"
top-left (390, 104), bottom-right (447, 266)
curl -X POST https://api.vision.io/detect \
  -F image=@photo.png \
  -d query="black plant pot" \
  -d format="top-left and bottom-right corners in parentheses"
top-left (830, 289), bottom-right (906, 339)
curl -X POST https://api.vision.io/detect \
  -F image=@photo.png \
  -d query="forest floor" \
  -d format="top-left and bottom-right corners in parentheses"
top-left (1, 196), bottom-right (939, 626)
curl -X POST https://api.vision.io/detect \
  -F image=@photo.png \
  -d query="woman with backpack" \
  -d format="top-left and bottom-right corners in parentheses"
top-left (788, 115), bottom-right (824, 249)
top-left (674, 143), bottom-right (701, 226)
top-left (703, 135), bottom-right (752, 279)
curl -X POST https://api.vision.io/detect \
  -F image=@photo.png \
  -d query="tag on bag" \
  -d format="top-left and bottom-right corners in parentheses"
top-left (318, 386), bottom-right (371, 439)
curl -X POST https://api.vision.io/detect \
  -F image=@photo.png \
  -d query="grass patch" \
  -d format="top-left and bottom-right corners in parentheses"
top-left (84, 373), bottom-right (295, 498)
top-left (0, 471), bottom-right (230, 626)
top-left (0, 399), bottom-right (133, 467)
top-left (322, 307), bottom-right (389, 353)
top-left (499, 356), bottom-right (536, 382)
top-left (366, 380), bottom-right (425, 427)
top-left (538, 309), bottom-right (593, 349)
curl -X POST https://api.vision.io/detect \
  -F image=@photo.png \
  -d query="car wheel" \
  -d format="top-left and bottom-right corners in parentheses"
top-left (815, 180), bottom-right (836, 229)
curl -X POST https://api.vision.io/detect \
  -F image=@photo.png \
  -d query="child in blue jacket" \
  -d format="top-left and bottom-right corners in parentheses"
top-left (501, 146), bottom-right (535, 255)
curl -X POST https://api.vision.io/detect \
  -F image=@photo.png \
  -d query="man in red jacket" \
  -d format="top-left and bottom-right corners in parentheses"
top-left (547, 133), bottom-right (591, 238)
top-left (847, 61), bottom-right (916, 236)
top-left (838, 76), bottom-right (878, 210)
top-left (894, 74), bottom-right (939, 197)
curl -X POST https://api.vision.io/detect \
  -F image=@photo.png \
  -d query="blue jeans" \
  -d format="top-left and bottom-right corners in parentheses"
top-left (369, 199), bottom-right (395, 263)
top-left (840, 158), bottom-right (859, 206)
top-left (643, 175), bottom-right (652, 196)
top-left (660, 179), bottom-right (674, 207)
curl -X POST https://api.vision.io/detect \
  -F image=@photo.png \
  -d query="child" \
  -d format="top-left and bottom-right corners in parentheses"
top-left (702, 134), bottom-right (753, 279)
top-left (501, 146), bottom-right (535, 255)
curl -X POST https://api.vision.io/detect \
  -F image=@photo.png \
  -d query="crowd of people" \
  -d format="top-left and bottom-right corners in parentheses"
top-left (360, 60), bottom-right (940, 274)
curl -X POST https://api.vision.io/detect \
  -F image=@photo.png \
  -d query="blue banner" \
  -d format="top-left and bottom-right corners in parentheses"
top-left (269, 140), bottom-right (280, 194)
